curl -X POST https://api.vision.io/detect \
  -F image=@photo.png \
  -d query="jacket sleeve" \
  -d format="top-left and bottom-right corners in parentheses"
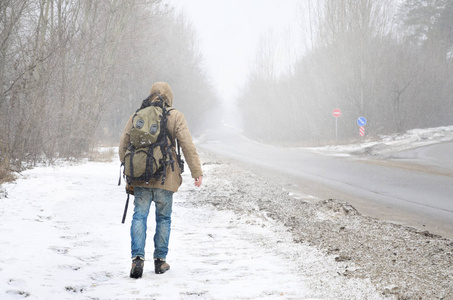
top-left (174, 111), bottom-right (203, 179)
top-left (119, 115), bottom-right (133, 163)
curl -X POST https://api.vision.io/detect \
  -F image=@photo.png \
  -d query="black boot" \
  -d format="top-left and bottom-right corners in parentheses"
top-left (130, 257), bottom-right (144, 278)
top-left (154, 258), bottom-right (170, 274)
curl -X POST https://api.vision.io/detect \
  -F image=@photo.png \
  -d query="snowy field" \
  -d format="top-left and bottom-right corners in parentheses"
top-left (0, 155), bottom-right (384, 299)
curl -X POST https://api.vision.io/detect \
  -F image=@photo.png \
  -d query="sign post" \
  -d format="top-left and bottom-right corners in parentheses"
top-left (359, 126), bottom-right (365, 136)
top-left (357, 117), bottom-right (367, 138)
top-left (332, 109), bottom-right (341, 144)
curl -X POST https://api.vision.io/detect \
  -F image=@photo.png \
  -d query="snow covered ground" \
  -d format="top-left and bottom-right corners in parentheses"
top-left (1, 155), bottom-right (384, 299)
top-left (306, 125), bottom-right (453, 162)
top-left (1, 126), bottom-right (453, 299)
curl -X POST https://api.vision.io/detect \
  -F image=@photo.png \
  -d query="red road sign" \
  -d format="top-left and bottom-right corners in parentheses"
top-left (359, 126), bottom-right (365, 136)
top-left (332, 109), bottom-right (341, 117)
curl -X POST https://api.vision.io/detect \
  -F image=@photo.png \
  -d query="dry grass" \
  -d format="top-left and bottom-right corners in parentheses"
top-left (87, 147), bottom-right (116, 162)
top-left (0, 165), bottom-right (15, 184)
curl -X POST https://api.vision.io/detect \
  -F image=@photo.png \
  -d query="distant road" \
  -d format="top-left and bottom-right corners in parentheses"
top-left (199, 128), bottom-right (453, 239)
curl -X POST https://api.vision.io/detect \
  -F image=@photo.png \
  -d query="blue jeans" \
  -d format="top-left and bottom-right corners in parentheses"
top-left (131, 187), bottom-right (173, 260)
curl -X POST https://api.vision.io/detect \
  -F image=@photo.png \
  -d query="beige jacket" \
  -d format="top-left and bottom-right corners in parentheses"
top-left (119, 82), bottom-right (202, 193)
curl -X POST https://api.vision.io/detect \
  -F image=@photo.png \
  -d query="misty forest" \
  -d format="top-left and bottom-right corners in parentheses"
top-left (242, 0), bottom-right (453, 144)
top-left (0, 0), bottom-right (215, 175)
top-left (1, 0), bottom-right (453, 178)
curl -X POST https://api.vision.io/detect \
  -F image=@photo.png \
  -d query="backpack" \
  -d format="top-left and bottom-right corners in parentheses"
top-left (123, 93), bottom-right (176, 185)
top-left (119, 93), bottom-right (185, 223)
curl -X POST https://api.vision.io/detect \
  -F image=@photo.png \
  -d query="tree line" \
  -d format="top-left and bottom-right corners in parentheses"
top-left (0, 0), bottom-right (215, 177)
top-left (240, 0), bottom-right (453, 145)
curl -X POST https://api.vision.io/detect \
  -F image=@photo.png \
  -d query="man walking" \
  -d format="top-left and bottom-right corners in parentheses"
top-left (119, 82), bottom-right (203, 278)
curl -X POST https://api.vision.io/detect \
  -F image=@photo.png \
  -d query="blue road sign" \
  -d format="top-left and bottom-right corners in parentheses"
top-left (357, 117), bottom-right (367, 126)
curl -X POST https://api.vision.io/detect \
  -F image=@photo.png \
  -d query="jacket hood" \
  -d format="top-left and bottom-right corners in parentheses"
top-left (150, 82), bottom-right (173, 107)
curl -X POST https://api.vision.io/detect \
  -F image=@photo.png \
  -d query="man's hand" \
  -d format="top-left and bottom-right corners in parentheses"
top-left (194, 176), bottom-right (203, 187)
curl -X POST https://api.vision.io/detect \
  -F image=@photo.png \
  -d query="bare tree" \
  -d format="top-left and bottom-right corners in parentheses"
top-left (0, 0), bottom-right (217, 180)
top-left (241, 0), bottom-right (453, 143)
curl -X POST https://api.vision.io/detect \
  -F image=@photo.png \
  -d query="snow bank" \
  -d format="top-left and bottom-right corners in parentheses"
top-left (307, 125), bottom-right (453, 157)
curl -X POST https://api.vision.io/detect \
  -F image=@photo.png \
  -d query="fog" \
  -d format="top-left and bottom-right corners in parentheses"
top-left (169, 0), bottom-right (453, 145)
top-left (167, 0), bottom-right (302, 99)
top-left (1, 0), bottom-right (453, 170)
top-left (166, 0), bottom-right (302, 132)
top-left (1, 3), bottom-right (453, 295)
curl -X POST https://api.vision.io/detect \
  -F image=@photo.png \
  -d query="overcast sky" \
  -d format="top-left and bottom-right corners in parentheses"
top-left (164, 0), bottom-right (303, 103)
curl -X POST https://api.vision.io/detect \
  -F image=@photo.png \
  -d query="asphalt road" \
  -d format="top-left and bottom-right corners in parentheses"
top-left (199, 128), bottom-right (453, 239)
